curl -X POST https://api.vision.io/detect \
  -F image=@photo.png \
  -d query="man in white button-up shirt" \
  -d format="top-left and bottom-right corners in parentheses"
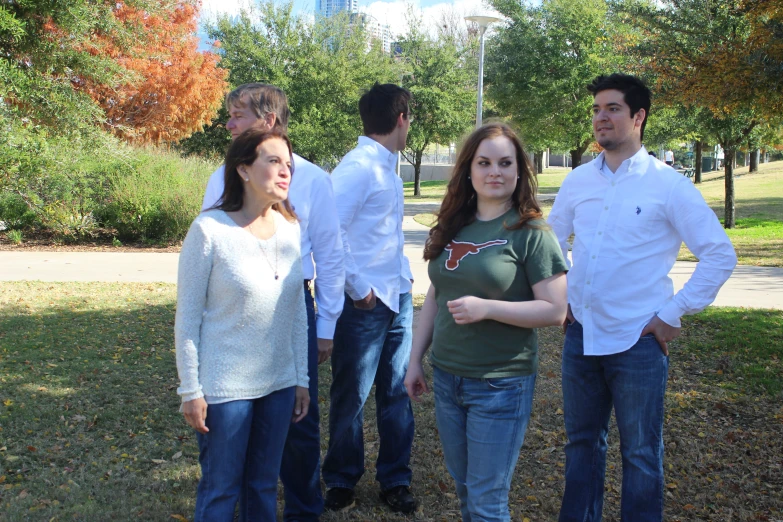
top-left (322, 83), bottom-right (417, 514)
top-left (201, 83), bottom-right (345, 521)
top-left (548, 74), bottom-right (736, 522)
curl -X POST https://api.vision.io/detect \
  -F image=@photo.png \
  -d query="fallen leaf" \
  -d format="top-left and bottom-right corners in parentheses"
top-left (170, 515), bottom-right (188, 521)
top-left (172, 451), bottom-right (183, 460)
top-left (151, 459), bottom-right (166, 464)
top-left (438, 480), bottom-right (448, 493)
top-left (27, 446), bottom-right (37, 452)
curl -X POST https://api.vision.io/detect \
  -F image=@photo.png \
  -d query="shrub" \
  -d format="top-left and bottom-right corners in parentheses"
top-left (0, 192), bottom-right (37, 230)
top-left (7, 229), bottom-right (23, 244)
top-left (96, 149), bottom-right (216, 242)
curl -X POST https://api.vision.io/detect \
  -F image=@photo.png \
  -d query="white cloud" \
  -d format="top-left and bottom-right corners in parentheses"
top-left (198, 0), bottom-right (504, 41)
top-left (200, 0), bottom-right (254, 21)
top-left (360, 0), bottom-right (503, 40)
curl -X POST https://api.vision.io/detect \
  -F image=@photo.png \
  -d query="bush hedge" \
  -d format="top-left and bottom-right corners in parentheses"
top-left (1, 118), bottom-right (218, 243)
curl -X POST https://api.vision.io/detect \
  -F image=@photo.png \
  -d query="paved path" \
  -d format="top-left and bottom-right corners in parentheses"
top-left (1, 209), bottom-right (781, 310)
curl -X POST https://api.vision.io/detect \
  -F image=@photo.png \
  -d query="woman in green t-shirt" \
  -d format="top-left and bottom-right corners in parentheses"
top-left (404, 122), bottom-right (568, 521)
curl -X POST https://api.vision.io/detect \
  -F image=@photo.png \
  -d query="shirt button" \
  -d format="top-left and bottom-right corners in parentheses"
top-left (598, 231), bottom-right (603, 235)
top-left (585, 305), bottom-right (590, 309)
top-left (592, 255), bottom-right (596, 259)
top-left (586, 281), bottom-right (591, 285)
top-left (612, 182), bottom-right (616, 186)
top-left (604, 206), bottom-right (609, 210)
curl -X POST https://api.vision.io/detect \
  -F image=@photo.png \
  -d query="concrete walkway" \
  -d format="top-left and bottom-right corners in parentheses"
top-left (1, 208), bottom-right (781, 310)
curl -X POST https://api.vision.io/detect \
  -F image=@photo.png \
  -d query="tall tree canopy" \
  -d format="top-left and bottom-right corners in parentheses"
top-left (184, 1), bottom-right (401, 167)
top-left (619, 0), bottom-right (783, 227)
top-left (79, 1), bottom-right (228, 143)
top-left (398, 14), bottom-right (476, 195)
top-left (0, 0), bottom-right (227, 143)
top-left (487, 0), bottom-right (628, 168)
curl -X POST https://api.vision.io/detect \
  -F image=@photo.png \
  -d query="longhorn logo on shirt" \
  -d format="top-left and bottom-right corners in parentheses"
top-left (444, 239), bottom-right (508, 270)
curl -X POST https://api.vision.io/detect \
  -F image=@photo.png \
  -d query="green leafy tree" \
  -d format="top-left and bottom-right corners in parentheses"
top-left (398, 15), bottom-right (476, 196)
top-left (487, 0), bottom-right (628, 169)
top-left (619, 0), bottom-right (783, 227)
top-left (182, 2), bottom-right (400, 168)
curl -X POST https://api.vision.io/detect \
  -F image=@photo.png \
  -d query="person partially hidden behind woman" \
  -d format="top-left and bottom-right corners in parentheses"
top-left (405, 122), bottom-right (568, 522)
top-left (175, 127), bottom-right (310, 521)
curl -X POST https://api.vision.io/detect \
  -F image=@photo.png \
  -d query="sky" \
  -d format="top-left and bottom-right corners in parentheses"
top-left (199, 0), bottom-right (504, 41)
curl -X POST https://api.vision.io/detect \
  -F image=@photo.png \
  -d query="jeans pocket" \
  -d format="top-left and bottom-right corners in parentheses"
top-left (484, 376), bottom-right (524, 390)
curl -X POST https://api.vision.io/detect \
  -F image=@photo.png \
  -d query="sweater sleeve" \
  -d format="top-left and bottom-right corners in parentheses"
top-left (289, 224), bottom-right (310, 388)
top-left (174, 217), bottom-right (214, 402)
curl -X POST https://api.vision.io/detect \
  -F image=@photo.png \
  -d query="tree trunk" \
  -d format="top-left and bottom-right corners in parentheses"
top-left (749, 148), bottom-right (759, 172)
top-left (723, 145), bottom-right (736, 229)
top-left (569, 140), bottom-right (590, 170)
top-left (414, 149), bottom-right (423, 197)
top-left (533, 151), bottom-right (544, 174)
top-left (694, 141), bottom-right (703, 184)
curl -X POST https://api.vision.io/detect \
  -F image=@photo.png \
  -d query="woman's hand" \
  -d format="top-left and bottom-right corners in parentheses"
top-left (182, 397), bottom-right (209, 434)
top-left (292, 386), bottom-right (310, 423)
top-left (404, 361), bottom-right (429, 402)
top-left (447, 296), bottom-right (488, 325)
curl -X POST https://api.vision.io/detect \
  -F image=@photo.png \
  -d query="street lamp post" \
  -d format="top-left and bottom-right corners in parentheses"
top-left (465, 15), bottom-right (500, 128)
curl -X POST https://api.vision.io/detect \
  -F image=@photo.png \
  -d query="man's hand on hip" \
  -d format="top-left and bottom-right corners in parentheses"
top-left (641, 315), bottom-right (681, 356)
top-left (563, 303), bottom-right (575, 334)
top-left (354, 289), bottom-right (376, 310)
top-left (317, 338), bottom-right (333, 364)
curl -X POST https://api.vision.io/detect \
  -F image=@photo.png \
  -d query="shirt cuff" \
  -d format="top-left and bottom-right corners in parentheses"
top-left (316, 317), bottom-right (337, 340)
top-left (346, 280), bottom-right (372, 303)
top-left (179, 388), bottom-right (204, 403)
top-left (656, 301), bottom-right (684, 328)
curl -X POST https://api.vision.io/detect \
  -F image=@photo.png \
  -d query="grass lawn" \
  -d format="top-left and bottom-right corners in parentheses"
top-left (677, 162), bottom-right (783, 267)
top-left (1, 282), bottom-right (781, 521)
top-left (410, 161), bottom-right (783, 267)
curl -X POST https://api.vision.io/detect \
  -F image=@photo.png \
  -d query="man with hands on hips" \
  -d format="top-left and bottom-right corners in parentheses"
top-left (548, 73), bottom-right (736, 522)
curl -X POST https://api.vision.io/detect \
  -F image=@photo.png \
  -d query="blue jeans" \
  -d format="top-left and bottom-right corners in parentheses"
top-left (194, 387), bottom-right (295, 522)
top-left (434, 366), bottom-right (536, 522)
top-left (322, 292), bottom-right (414, 490)
top-left (559, 321), bottom-right (669, 522)
top-left (280, 283), bottom-right (322, 521)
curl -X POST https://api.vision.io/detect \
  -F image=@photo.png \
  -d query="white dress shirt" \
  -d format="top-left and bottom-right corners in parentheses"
top-left (331, 136), bottom-right (413, 313)
top-left (548, 147), bottom-right (736, 356)
top-left (202, 154), bottom-right (345, 339)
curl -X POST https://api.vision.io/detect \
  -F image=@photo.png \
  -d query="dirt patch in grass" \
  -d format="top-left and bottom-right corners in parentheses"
top-left (0, 283), bottom-right (781, 521)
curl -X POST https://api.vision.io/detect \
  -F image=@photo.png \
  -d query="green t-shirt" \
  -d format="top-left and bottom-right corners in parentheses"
top-left (427, 210), bottom-right (567, 378)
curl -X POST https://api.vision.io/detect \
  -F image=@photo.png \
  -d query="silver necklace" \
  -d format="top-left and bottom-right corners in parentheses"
top-left (258, 231), bottom-right (278, 280)
top-left (247, 215), bottom-right (279, 280)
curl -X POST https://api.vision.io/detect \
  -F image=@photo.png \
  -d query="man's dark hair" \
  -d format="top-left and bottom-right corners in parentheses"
top-left (587, 73), bottom-right (651, 141)
top-left (359, 83), bottom-right (411, 136)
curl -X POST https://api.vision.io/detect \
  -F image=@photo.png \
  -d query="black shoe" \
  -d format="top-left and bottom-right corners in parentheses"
top-left (324, 487), bottom-right (355, 511)
top-left (379, 485), bottom-right (416, 514)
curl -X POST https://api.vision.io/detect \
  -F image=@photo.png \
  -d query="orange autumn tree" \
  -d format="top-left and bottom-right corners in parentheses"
top-left (81, 1), bottom-right (228, 144)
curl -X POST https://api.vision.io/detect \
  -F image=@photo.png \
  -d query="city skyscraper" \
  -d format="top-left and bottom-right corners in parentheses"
top-left (317, 0), bottom-right (358, 18)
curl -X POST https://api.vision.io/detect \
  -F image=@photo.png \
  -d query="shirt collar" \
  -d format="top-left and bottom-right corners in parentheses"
top-left (358, 136), bottom-right (398, 170)
top-left (593, 146), bottom-right (651, 178)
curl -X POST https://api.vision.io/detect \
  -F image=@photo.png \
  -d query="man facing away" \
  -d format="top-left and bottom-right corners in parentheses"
top-left (321, 83), bottom-right (416, 514)
top-left (201, 83), bottom-right (345, 521)
top-left (548, 73), bottom-right (737, 522)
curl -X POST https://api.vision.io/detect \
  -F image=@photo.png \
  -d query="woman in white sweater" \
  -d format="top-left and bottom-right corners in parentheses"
top-left (175, 127), bottom-right (309, 522)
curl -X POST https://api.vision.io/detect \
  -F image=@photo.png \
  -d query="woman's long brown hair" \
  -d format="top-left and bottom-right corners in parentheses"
top-left (214, 127), bottom-right (297, 222)
top-left (423, 122), bottom-right (542, 261)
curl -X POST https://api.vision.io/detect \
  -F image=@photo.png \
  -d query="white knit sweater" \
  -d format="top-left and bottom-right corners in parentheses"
top-left (175, 210), bottom-right (308, 404)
